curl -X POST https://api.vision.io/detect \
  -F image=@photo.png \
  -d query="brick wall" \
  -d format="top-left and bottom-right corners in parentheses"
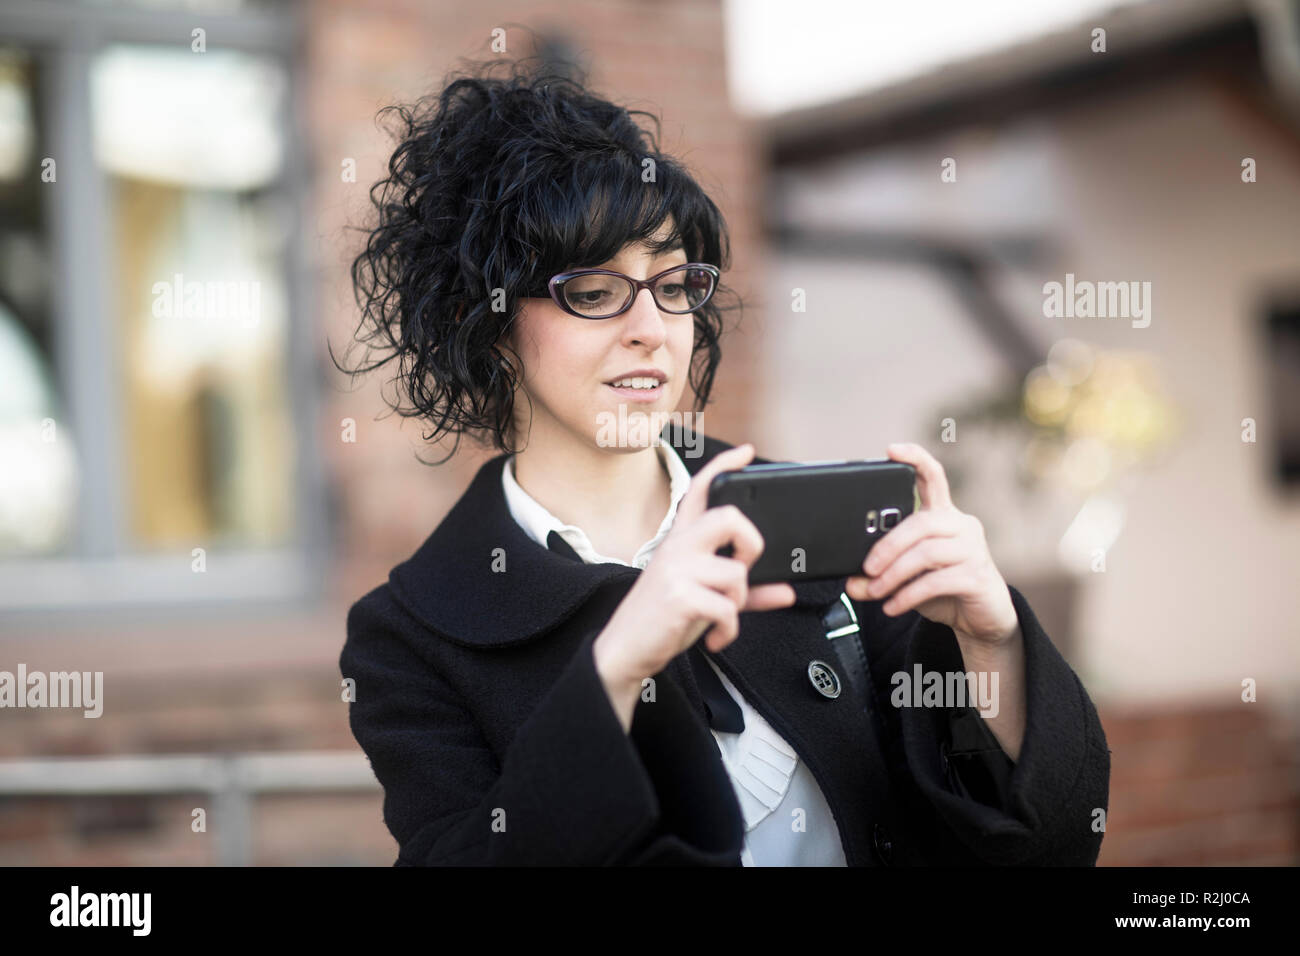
top-left (1096, 704), bottom-right (1300, 866)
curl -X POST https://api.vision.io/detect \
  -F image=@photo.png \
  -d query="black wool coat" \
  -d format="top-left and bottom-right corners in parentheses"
top-left (339, 428), bottom-right (1111, 866)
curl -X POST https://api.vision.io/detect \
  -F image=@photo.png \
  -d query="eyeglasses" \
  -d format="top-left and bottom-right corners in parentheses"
top-left (544, 263), bottom-right (720, 320)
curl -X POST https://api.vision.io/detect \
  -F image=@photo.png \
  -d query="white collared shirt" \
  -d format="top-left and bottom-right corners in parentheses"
top-left (502, 441), bottom-right (847, 867)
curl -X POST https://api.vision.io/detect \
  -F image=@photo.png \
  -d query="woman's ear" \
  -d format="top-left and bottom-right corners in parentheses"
top-left (496, 330), bottom-right (523, 380)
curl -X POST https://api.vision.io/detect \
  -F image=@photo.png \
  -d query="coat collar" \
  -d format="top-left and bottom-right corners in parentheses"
top-left (387, 423), bottom-right (847, 647)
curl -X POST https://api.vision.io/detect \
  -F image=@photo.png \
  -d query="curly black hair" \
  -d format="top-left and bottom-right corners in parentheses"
top-left (333, 53), bottom-right (741, 465)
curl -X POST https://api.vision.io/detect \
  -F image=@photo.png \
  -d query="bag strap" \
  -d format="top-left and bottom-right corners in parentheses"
top-left (821, 591), bottom-right (872, 706)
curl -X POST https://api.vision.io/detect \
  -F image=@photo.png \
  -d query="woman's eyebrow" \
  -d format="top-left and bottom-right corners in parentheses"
top-left (626, 242), bottom-right (684, 262)
top-left (601, 242), bottom-right (686, 270)
top-left (644, 244), bottom-right (685, 265)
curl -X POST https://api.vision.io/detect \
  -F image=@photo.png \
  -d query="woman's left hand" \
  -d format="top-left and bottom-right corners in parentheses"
top-left (845, 442), bottom-right (1019, 648)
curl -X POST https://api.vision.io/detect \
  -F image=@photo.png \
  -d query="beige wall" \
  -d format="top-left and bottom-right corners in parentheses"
top-left (760, 72), bottom-right (1300, 703)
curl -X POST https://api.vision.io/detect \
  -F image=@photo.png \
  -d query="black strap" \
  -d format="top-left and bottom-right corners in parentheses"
top-left (822, 592), bottom-right (871, 706)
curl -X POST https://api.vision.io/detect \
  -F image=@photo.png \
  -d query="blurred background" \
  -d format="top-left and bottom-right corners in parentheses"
top-left (0, 0), bottom-right (1296, 865)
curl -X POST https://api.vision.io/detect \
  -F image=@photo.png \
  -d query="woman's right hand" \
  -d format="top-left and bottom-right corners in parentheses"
top-left (593, 443), bottom-right (797, 727)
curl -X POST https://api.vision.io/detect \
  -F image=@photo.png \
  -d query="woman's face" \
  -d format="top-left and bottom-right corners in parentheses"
top-left (505, 222), bottom-right (695, 452)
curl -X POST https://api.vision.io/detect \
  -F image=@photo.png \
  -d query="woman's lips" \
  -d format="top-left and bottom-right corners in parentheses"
top-left (605, 382), bottom-right (664, 403)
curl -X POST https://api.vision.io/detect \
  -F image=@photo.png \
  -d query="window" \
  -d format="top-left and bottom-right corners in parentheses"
top-left (1264, 297), bottom-right (1300, 486)
top-left (0, 0), bottom-right (322, 610)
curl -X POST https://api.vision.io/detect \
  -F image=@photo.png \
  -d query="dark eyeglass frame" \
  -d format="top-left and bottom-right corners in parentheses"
top-left (544, 262), bottom-right (720, 320)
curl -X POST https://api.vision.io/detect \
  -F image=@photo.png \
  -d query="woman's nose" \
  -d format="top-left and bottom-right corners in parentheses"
top-left (621, 288), bottom-right (668, 348)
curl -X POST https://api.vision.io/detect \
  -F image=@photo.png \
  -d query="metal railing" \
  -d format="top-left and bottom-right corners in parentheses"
top-left (0, 752), bottom-right (381, 866)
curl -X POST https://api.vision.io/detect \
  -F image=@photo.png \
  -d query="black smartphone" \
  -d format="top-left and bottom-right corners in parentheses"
top-left (707, 458), bottom-right (917, 585)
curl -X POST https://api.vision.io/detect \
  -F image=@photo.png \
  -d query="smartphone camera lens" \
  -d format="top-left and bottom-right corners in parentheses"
top-left (880, 508), bottom-right (901, 531)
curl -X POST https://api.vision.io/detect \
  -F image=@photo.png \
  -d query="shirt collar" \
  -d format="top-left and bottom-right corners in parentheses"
top-left (501, 440), bottom-right (693, 569)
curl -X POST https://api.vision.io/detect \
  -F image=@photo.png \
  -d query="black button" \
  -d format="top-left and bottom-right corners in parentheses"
top-left (807, 660), bottom-right (841, 699)
top-left (873, 823), bottom-right (894, 865)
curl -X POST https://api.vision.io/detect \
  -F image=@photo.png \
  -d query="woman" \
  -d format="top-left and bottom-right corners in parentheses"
top-left (337, 56), bottom-right (1110, 866)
